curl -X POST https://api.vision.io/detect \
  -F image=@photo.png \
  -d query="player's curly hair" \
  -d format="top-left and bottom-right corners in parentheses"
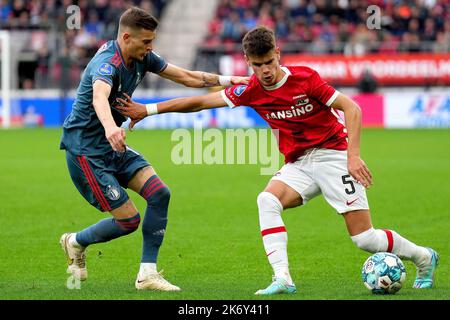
top-left (119, 7), bottom-right (159, 32)
top-left (242, 26), bottom-right (276, 57)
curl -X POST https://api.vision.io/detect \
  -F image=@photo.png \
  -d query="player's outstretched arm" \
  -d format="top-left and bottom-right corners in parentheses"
top-left (116, 91), bottom-right (227, 130)
top-left (331, 93), bottom-right (372, 188)
top-left (159, 64), bottom-right (249, 88)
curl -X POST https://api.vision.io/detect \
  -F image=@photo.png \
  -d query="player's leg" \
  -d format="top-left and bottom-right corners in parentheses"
top-left (255, 158), bottom-right (320, 295)
top-left (128, 167), bottom-right (169, 271)
top-left (315, 149), bottom-right (438, 289)
top-left (127, 165), bottom-right (179, 291)
top-left (61, 153), bottom-right (141, 280)
top-left (344, 210), bottom-right (439, 289)
top-left (117, 147), bottom-right (179, 291)
top-left (66, 153), bottom-right (141, 247)
top-left (254, 180), bottom-right (300, 295)
top-left (61, 200), bottom-right (140, 281)
top-left (73, 199), bottom-right (141, 247)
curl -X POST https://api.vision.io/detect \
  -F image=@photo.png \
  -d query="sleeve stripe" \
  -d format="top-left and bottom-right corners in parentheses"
top-left (92, 77), bottom-right (113, 86)
top-left (157, 62), bottom-right (168, 74)
top-left (325, 90), bottom-right (340, 107)
top-left (220, 90), bottom-right (236, 108)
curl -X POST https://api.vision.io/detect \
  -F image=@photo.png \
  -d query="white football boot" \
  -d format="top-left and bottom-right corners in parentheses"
top-left (60, 233), bottom-right (87, 281)
top-left (135, 270), bottom-right (181, 291)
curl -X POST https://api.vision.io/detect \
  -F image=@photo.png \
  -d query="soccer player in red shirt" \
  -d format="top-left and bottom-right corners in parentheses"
top-left (117, 26), bottom-right (439, 295)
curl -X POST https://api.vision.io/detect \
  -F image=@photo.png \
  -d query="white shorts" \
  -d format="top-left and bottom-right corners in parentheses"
top-left (271, 148), bottom-right (369, 214)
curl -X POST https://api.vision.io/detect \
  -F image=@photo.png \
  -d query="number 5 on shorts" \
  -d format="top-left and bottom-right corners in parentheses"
top-left (342, 174), bottom-right (356, 195)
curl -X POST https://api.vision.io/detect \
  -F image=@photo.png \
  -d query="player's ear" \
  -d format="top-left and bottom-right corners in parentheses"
top-left (244, 55), bottom-right (251, 67)
top-left (275, 47), bottom-right (281, 61)
top-left (122, 32), bottom-right (131, 44)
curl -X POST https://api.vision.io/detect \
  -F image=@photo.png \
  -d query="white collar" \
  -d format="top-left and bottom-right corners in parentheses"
top-left (262, 66), bottom-right (291, 91)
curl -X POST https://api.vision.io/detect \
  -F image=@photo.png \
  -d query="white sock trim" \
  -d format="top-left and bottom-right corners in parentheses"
top-left (69, 233), bottom-right (83, 248)
top-left (139, 263), bottom-right (157, 275)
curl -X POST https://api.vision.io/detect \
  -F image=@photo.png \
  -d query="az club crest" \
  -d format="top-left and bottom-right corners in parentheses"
top-left (293, 94), bottom-right (309, 106)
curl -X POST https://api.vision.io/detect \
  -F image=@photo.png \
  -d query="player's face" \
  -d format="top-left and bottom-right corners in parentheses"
top-left (245, 48), bottom-right (282, 87)
top-left (125, 28), bottom-right (156, 61)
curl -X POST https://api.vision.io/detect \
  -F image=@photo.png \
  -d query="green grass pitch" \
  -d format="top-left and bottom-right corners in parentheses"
top-left (0, 128), bottom-right (449, 300)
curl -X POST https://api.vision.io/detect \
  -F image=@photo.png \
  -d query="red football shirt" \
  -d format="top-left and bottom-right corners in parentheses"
top-left (221, 66), bottom-right (348, 163)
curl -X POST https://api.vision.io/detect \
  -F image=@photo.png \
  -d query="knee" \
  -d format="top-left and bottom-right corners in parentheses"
top-left (149, 185), bottom-right (170, 204)
top-left (257, 192), bottom-right (271, 208)
top-left (116, 213), bottom-right (141, 234)
top-left (158, 185), bottom-right (171, 200)
top-left (257, 192), bottom-right (283, 212)
top-left (141, 176), bottom-right (171, 203)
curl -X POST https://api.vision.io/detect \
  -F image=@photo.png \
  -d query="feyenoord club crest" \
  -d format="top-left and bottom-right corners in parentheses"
top-left (106, 185), bottom-right (120, 201)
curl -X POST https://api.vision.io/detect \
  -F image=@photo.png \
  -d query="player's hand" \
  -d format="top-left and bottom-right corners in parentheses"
top-left (105, 125), bottom-right (126, 152)
top-left (348, 155), bottom-right (372, 188)
top-left (230, 76), bottom-right (250, 85)
top-left (116, 93), bottom-right (147, 131)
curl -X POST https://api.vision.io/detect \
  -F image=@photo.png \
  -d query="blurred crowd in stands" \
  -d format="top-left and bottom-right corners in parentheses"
top-left (0, 0), bottom-right (168, 89)
top-left (0, 0), bottom-right (167, 30)
top-left (203, 0), bottom-right (450, 54)
top-left (1, 0), bottom-right (449, 89)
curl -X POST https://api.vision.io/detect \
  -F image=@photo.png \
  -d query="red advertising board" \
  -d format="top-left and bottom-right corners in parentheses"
top-left (282, 54), bottom-right (450, 86)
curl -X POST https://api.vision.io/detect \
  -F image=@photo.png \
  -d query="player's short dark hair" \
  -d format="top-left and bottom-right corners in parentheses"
top-left (119, 7), bottom-right (159, 32)
top-left (242, 26), bottom-right (276, 57)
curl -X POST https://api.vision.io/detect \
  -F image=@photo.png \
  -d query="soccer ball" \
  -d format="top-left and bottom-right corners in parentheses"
top-left (361, 252), bottom-right (406, 294)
